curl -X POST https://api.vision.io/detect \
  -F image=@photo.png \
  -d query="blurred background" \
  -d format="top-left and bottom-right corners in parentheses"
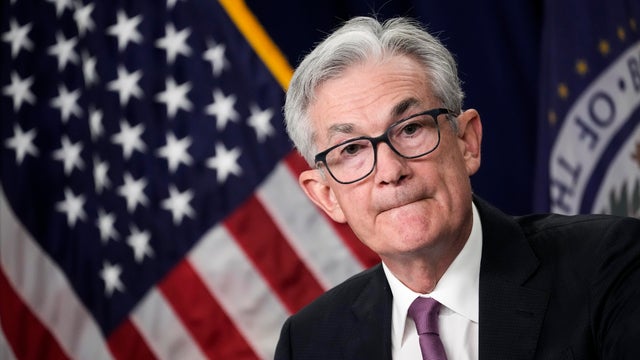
top-left (1, 0), bottom-right (638, 359)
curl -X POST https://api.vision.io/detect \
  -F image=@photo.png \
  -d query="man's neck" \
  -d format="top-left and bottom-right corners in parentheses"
top-left (381, 209), bottom-right (473, 293)
top-left (383, 238), bottom-right (468, 293)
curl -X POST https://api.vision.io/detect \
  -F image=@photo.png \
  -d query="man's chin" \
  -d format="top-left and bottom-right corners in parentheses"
top-left (375, 238), bottom-right (438, 262)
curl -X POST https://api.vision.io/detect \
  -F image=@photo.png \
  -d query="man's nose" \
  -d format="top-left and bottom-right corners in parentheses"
top-left (373, 142), bottom-right (409, 184)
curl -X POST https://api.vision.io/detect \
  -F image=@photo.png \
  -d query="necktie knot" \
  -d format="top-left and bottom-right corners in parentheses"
top-left (408, 296), bottom-right (441, 335)
top-left (408, 296), bottom-right (447, 360)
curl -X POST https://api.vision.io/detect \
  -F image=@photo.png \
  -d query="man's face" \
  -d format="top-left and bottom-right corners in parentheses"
top-left (300, 55), bottom-right (482, 264)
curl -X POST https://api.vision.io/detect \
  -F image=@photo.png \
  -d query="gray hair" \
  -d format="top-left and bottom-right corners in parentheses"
top-left (284, 16), bottom-right (465, 165)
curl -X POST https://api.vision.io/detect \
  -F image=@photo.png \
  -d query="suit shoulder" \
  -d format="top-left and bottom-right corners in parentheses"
top-left (515, 212), bottom-right (640, 239)
top-left (513, 213), bottom-right (640, 262)
top-left (290, 264), bottom-right (385, 321)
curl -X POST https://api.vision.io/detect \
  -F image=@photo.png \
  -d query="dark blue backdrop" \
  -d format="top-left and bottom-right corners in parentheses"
top-left (246, 0), bottom-right (543, 215)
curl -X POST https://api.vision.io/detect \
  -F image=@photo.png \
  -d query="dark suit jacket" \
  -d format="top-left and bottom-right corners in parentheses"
top-left (274, 197), bottom-right (640, 359)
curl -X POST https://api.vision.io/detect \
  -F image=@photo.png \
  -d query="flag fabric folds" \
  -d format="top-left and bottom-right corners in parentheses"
top-left (0, 0), bottom-right (377, 359)
top-left (535, 0), bottom-right (640, 216)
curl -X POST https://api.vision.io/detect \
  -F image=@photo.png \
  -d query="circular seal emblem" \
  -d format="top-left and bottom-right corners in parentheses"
top-left (549, 40), bottom-right (640, 217)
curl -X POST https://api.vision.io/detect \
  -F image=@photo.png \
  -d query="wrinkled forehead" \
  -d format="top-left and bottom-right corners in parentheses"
top-left (308, 57), bottom-right (437, 141)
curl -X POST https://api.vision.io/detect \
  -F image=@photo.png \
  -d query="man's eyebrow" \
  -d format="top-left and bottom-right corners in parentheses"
top-left (327, 123), bottom-right (355, 136)
top-left (390, 98), bottom-right (420, 118)
top-left (324, 98), bottom-right (420, 138)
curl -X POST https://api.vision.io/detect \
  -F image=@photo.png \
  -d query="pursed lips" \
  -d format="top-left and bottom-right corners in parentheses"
top-left (375, 190), bottom-right (430, 214)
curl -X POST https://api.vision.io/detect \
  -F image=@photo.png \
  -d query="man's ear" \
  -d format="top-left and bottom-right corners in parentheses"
top-left (456, 109), bottom-right (482, 176)
top-left (299, 169), bottom-right (347, 223)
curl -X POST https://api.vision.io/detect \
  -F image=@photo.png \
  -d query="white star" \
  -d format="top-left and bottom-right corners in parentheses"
top-left (161, 185), bottom-right (195, 225)
top-left (50, 84), bottom-right (83, 123)
top-left (88, 107), bottom-right (104, 140)
top-left (205, 89), bottom-right (239, 131)
top-left (55, 188), bottom-right (86, 227)
top-left (248, 104), bottom-right (275, 142)
top-left (155, 77), bottom-right (192, 118)
top-left (47, 31), bottom-right (79, 71)
top-left (82, 51), bottom-right (99, 87)
top-left (155, 23), bottom-right (192, 64)
top-left (96, 209), bottom-right (118, 244)
top-left (52, 135), bottom-right (84, 175)
top-left (206, 142), bottom-right (242, 183)
top-left (167, 0), bottom-right (185, 10)
top-left (156, 133), bottom-right (193, 172)
top-left (126, 226), bottom-right (154, 263)
top-left (4, 124), bottom-right (38, 164)
top-left (107, 10), bottom-right (143, 51)
top-left (74, 2), bottom-right (95, 37)
top-left (203, 40), bottom-right (228, 77)
top-left (93, 156), bottom-right (111, 193)
top-left (111, 119), bottom-right (146, 160)
top-left (117, 172), bottom-right (149, 213)
top-left (3, 71), bottom-right (36, 112)
top-left (107, 65), bottom-right (143, 106)
top-left (45, 0), bottom-right (73, 18)
top-left (2, 19), bottom-right (33, 58)
top-left (100, 261), bottom-right (125, 297)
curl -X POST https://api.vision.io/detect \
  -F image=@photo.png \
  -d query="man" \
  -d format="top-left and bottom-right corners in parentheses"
top-left (275, 16), bottom-right (640, 359)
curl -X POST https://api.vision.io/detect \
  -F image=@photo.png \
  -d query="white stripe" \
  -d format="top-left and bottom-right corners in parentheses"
top-left (188, 224), bottom-right (289, 360)
top-left (0, 187), bottom-right (113, 360)
top-left (258, 162), bottom-right (364, 289)
top-left (0, 325), bottom-right (17, 360)
top-left (131, 288), bottom-right (207, 360)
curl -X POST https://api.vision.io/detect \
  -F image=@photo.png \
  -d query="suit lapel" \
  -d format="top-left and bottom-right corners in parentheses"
top-left (475, 197), bottom-right (549, 360)
top-left (343, 265), bottom-right (393, 360)
top-left (338, 198), bottom-right (549, 359)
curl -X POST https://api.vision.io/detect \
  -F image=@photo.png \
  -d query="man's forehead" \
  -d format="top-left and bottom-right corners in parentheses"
top-left (308, 57), bottom-right (436, 138)
top-left (319, 96), bottom-right (427, 140)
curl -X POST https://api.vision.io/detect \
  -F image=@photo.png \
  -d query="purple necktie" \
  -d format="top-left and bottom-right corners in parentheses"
top-left (408, 297), bottom-right (448, 360)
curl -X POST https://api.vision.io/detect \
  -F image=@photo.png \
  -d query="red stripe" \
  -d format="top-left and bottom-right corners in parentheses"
top-left (0, 266), bottom-right (69, 360)
top-left (284, 152), bottom-right (380, 268)
top-left (225, 194), bottom-right (325, 312)
top-left (107, 318), bottom-right (157, 360)
top-left (159, 260), bottom-right (259, 360)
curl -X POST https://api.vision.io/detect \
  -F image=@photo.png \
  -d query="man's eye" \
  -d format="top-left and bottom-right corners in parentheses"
top-left (341, 143), bottom-right (363, 155)
top-left (401, 122), bottom-right (423, 135)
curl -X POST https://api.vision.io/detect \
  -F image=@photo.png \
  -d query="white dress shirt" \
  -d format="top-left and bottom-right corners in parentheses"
top-left (383, 203), bottom-right (482, 360)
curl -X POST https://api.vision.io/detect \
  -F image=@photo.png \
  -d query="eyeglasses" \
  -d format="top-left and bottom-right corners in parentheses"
top-left (314, 108), bottom-right (453, 184)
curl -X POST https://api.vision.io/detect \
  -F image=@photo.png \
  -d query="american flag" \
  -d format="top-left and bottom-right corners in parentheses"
top-left (0, 0), bottom-right (378, 359)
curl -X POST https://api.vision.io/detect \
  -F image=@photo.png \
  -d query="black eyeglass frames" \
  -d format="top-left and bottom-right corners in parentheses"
top-left (313, 108), bottom-right (454, 184)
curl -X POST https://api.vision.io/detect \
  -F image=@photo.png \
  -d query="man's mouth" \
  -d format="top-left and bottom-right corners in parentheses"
top-left (376, 190), bottom-right (429, 213)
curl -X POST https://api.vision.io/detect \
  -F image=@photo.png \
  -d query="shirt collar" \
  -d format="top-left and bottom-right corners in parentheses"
top-left (383, 202), bottom-right (482, 346)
